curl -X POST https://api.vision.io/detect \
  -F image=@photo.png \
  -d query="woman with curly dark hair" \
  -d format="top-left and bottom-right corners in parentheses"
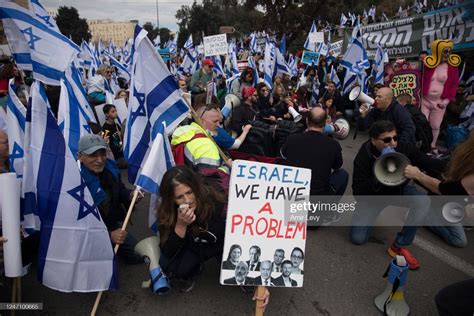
top-left (157, 165), bottom-right (227, 291)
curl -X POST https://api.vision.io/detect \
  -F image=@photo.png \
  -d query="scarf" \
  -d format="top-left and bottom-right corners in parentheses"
top-left (80, 159), bottom-right (119, 205)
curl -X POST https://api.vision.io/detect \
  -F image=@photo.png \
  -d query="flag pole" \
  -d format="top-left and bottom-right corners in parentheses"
top-left (91, 190), bottom-right (140, 316)
top-left (255, 285), bottom-right (267, 316)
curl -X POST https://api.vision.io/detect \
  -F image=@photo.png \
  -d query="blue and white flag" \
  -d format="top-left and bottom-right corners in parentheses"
top-left (304, 21), bottom-right (317, 52)
top-left (343, 71), bottom-right (357, 95)
top-left (183, 34), bottom-right (193, 50)
top-left (212, 55), bottom-right (224, 77)
top-left (29, 81), bottom-right (116, 292)
top-left (229, 42), bottom-right (239, 75)
top-left (372, 44), bottom-right (386, 85)
top-left (28, 0), bottom-right (60, 32)
top-left (124, 26), bottom-right (189, 185)
top-left (153, 34), bottom-right (161, 48)
top-left (341, 25), bottom-right (370, 74)
top-left (340, 13), bottom-right (348, 26)
top-left (310, 80), bottom-right (320, 106)
top-left (178, 48), bottom-right (197, 75)
top-left (6, 80), bottom-right (26, 178)
top-left (0, 2), bottom-right (80, 85)
top-left (288, 54), bottom-right (298, 77)
top-left (247, 56), bottom-right (259, 86)
top-left (330, 66), bottom-right (341, 89)
top-left (279, 33), bottom-right (286, 55)
top-left (249, 32), bottom-right (257, 53)
top-left (226, 72), bottom-right (241, 92)
top-left (136, 122), bottom-right (174, 230)
top-left (57, 66), bottom-right (93, 157)
top-left (275, 48), bottom-right (291, 76)
top-left (263, 38), bottom-right (276, 89)
top-left (166, 35), bottom-right (178, 55)
top-left (104, 51), bottom-right (131, 81)
top-left (368, 5), bottom-right (376, 18)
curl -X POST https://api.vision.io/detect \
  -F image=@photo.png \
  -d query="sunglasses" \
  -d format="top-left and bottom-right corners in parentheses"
top-left (378, 135), bottom-right (399, 143)
top-left (261, 88), bottom-right (269, 92)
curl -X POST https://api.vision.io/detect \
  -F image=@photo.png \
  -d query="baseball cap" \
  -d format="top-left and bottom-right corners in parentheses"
top-left (202, 59), bottom-right (214, 67)
top-left (78, 134), bottom-right (107, 155)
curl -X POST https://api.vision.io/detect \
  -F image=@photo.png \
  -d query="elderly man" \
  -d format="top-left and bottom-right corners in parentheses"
top-left (254, 260), bottom-right (276, 286)
top-left (190, 58), bottom-right (214, 95)
top-left (77, 134), bottom-right (143, 264)
top-left (358, 87), bottom-right (416, 144)
top-left (171, 105), bottom-right (232, 172)
top-left (223, 261), bottom-right (254, 285)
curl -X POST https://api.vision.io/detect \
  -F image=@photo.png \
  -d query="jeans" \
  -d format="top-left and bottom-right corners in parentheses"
top-left (428, 225), bottom-right (467, 248)
top-left (115, 233), bottom-right (143, 264)
top-left (350, 185), bottom-right (431, 246)
top-left (330, 168), bottom-right (349, 196)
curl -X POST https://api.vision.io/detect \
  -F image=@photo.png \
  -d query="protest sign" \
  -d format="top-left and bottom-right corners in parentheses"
top-left (301, 51), bottom-right (320, 65)
top-left (220, 160), bottom-right (311, 288)
top-left (158, 48), bottom-right (171, 61)
top-left (309, 32), bottom-right (324, 44)
top-left (329, 40), bottom-right (343, 57)
top-left (95, 97), bottom-right (128, 126)
top-left (384, 61), bottom-right (422, 106)
top-left (203, 34), bottom-right (228, 57)
top-left (343, 2), bottom-right (474, 58)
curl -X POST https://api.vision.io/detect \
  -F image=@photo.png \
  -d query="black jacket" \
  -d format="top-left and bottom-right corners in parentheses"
top-left (273, 275), bottom-right (297, 287)
top-left (231, 104), bottom-right (259, 136)
top-left (357, 99), bottom-right (416, 144)
top-left (352, 141), bottom-right (446, 196)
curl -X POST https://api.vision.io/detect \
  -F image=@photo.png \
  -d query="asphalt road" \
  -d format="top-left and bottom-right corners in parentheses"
top-left (3, 129), bottom-right (473, 316)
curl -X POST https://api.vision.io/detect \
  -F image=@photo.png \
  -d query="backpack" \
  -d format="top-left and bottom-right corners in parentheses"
top-left (406, 105), bottom-right (433, 153)
top-left (171, 132), bottom-right (207, 165)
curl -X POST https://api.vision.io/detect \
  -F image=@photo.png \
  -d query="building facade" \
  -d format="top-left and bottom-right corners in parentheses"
top-left (87, 19), bottom-right (138, 46)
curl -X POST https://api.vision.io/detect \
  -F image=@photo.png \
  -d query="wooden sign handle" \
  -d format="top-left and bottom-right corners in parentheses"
top-left (255, 285), bottom-right (267, 316)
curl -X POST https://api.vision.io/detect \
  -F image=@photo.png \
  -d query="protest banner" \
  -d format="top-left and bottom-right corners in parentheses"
top-left (220, 160), bottom-right (311, 288)
top-left (301, 51), bottom-right (320, 65)
top-left (384, 61), bottom-right (422, 106)
top-left (343, 2), bottom-right (474, 59)
top-left (203, 34), bottom-right (228, 57)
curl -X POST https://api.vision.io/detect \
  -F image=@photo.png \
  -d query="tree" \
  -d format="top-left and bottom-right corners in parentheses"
top-left (55, 6), bottom-right (91, 45)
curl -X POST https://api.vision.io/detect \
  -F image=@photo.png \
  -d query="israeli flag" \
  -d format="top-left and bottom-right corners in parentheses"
top-left (304, 21), bottom-right (317, 52)
top-left (2, 19), bottom-right (33, 71)
top-left (341, 26), bottom-right (369, 74)
top-left (249, 32), bottom-right (257, 53)
top-left (229, 42), bottom-right (239, 75)
top-left (178, 48), bottom-right (197, 74)
top-left (153, 35), bottom-right (161, 48)
top-left (104, 51), bottom-right (131, 81)
top-left (124, 25), bottom-right (189, 185)
top-left (343, 71), bottom-right (357, 95)
top-left (275, 49), bottom-right (291, 76)
top-left (183, 34), bottom-right (193, 50)
top-left (29, 0), bottom-right (60, 32)
top-left (330, 66), bottom-right (341, 89)
top-left (136, 122), bottom-right (174, 230)
top-left (0, 2), bottom-right (80, 85)
top-left (310, 79), bottom-right (320, 106)
top-left (29, 81), bottom-right (116, 292)
top-left (247, 56), bottom-right (260, 87)
top-left (6, 80), bottom-right (26, 178)
top-left (57, 67), bottom-right (93, 158)
top-left (372, 44), bottom-right (386, 85)
top-left (264, 38), bottom-right (276, 89)
top-left (279, 33), bottom-right (286, 55)
top-left (226, 73), bottom-right (241, 92)
top-left (340, 13), bottom-right (348, 26)
top-left (288, 54), bottom-right (298, 77)
top-left (212, 55), bottom-right (224, 77)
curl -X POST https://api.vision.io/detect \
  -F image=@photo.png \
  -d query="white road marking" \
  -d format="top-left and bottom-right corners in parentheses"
top-left (413, 235), bottom-right (474, 277)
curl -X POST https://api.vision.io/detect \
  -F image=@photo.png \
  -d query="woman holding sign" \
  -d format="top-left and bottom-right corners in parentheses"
top-left (157, 165), bottom-right (227, 292)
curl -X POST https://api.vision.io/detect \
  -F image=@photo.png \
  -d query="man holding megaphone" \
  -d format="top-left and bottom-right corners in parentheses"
top-left (351, 121), bottom-right (446, 270)
top-left (357, 87), bottom-right (416, 145)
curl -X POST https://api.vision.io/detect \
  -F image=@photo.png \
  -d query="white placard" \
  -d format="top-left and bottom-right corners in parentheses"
top-left (329, 40), bottom-right (343, 57)
top-left (197, 44), bottom-right (204, 55)
top-left (0, 173), bottom-right (23, 277)
top-left (220, 160), bottom-right (311, 288)
top-left (203, 34), bottom-right (228, 57)
top-left (309, 32), bottom-right (324, 44)
top-left (95, 98), bottom-right (128, 126)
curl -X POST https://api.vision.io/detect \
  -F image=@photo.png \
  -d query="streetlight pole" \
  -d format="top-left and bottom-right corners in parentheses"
top-left (155, 0), bottom-right (159, 30)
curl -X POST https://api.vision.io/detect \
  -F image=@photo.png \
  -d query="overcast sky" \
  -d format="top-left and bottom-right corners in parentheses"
top-left (42, 0), bottom-right (199, 31)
